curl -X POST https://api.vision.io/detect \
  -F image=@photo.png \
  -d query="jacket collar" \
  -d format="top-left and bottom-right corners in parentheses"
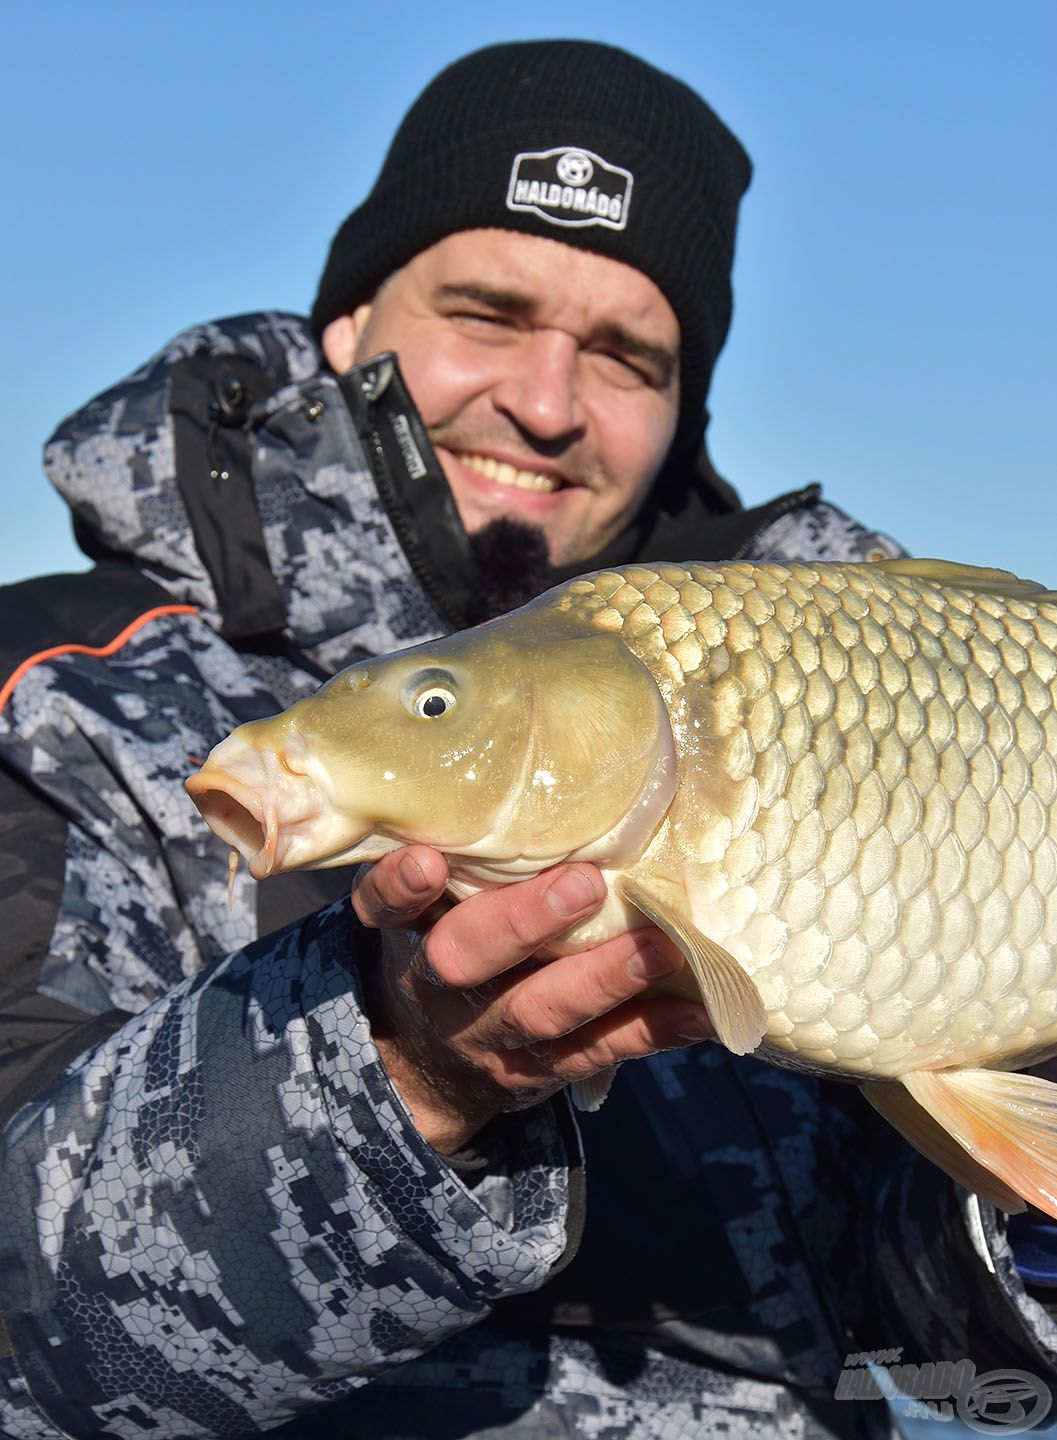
top-left (43, 313), bottom-right (449, 669)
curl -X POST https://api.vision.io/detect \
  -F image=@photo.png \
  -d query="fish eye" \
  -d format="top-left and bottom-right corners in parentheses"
top-left (413, 687), bottom-right (456, 719)
top-left (403, 669), bottom-right (458, 720)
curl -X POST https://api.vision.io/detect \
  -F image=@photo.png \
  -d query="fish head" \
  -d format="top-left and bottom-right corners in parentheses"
top-left (185, 605), bottom-right (677, 880)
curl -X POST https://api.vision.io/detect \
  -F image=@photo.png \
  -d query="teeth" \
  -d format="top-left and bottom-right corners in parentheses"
top-left (460, 453), bottom-right (560, 493)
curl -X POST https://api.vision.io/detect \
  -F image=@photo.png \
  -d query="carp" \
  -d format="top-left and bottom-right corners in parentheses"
top-left (186, 558), bottom-right (1057, 1217)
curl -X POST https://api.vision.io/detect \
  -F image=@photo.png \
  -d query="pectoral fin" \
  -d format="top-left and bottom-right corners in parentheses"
top-left (902, 1069), bottom-right (1057, 1220)
top-left (570, 1067), bottom-right (618, 1113)
top-left (862, 1080), bottom-right (1026, 1214)
top-left (620, 874), bottom-right (767, 1056)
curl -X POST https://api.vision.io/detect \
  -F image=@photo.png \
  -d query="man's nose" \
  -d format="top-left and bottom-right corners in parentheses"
top-left (492, 331), bottom-right (586, 442)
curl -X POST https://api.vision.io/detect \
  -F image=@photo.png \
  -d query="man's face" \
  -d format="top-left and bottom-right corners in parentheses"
top-left (322, 229), bottom-right (681, 568)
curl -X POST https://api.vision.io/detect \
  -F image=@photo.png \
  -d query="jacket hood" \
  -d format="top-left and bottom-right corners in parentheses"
top-left (43, 312), bottom-right (447, 669)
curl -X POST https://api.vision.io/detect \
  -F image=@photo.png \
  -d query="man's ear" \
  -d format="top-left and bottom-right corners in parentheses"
top-left (320, 303), bottom-right (373, 373)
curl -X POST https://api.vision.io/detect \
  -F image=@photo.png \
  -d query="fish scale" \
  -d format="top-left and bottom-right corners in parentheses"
top-left (555, 562), bottom-right (1057, 1078)
top-left (188, 557), bottom-right (1057, 1217)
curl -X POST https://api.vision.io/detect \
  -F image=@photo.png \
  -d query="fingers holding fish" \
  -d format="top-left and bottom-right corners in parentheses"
top-left (494, 929), bottom-right (681, 1046)
top-left (495, 941), bottom-right (716, 1108)
top-left (352, 845), bottom-right (450, 929)
top-left (536, 997), bottom-right (716, 1087)
top-left (363, 901), bottom-right (715, 1153)
top-left (414, 863), bottom-right (607, 989)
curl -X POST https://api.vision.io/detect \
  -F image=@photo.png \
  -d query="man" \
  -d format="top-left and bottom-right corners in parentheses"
top-left (0, 40), bottom-right (1052, 1440)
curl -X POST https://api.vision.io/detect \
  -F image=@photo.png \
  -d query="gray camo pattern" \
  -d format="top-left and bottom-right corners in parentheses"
top-left (1, 313), bottom-right (1049, 1437)
top-left (2, 903), bottom-right (570, 1437)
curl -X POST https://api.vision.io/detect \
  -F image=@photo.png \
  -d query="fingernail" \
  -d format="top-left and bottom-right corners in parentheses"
top-left (546, 869), bottom-right (602, 917)
top-left (675, 1008), bottom-right (714, 1040)
top-left (399, 854), bottom-right (432, 895)
top-left (628, 943), bottom-right (675, 981)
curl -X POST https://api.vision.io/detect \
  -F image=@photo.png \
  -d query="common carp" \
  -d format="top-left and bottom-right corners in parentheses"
top-left (186, 558), bottom-right (1057, 1217)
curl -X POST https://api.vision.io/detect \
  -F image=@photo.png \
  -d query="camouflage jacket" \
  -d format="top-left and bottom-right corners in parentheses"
top-left (0, 313), bottom-right (1053, 1440)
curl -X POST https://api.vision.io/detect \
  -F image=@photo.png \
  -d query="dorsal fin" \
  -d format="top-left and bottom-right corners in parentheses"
top-left (871, 557), bottom-right (1057, 603)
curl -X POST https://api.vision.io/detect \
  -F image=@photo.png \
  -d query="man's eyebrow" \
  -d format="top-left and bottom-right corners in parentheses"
top-left (433, 282), bottom-right (535, 315)
top-left (434, 282), bottom-right (678, 385)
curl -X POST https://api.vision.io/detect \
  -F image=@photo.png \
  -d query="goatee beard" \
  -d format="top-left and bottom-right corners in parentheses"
top-left (465, 518), bottom-right (559, 623)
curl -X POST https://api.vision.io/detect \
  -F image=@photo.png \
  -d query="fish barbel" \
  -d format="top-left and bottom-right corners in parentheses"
top-left (186, 558), bottom-right (1057, 1217)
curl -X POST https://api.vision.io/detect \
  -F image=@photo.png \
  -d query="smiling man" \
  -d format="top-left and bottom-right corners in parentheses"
top-left (300, 36), bottom-right (876, 629)
top-left (7, 39), bottom-right (1046, 1440)
top-left (321, 230), bottom-right (682, 566)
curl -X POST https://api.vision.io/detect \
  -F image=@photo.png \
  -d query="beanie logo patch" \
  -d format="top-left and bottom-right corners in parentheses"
top-left (506, 147), bottom-right (632, 231)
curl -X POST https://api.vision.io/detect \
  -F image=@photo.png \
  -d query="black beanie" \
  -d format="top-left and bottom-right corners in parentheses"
top-left (310, 39), bottom-right (752, 455)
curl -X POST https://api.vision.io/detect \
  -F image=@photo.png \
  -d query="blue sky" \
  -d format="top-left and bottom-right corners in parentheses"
top-left (3, 0), bottom-right (1054, 588)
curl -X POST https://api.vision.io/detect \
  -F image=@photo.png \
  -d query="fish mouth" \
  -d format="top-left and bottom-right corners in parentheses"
top-left (186, 772), bottom-right (285, 878)
top-left (186, 737), bottom-right (330, 879)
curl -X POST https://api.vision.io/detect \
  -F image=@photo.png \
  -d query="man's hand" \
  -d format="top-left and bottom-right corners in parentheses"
top-left (352, 846), bottom-right (714, 1154)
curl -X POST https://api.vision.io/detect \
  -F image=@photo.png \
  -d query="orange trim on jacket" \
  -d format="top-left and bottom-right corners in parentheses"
top-left (0, 605), bottom-right (199, 717)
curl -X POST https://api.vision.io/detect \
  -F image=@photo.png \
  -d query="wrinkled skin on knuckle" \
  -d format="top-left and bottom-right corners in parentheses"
top-left (550, 1007), bottom-right (657, 1079)
top-left (502, 891), bottom-right (555, 951)
top-left (558, 1044), bottom-right (618, 1084)
top-left (468, 1045), bottom-right (555, 1108)
top-left (622, 1006), bottom-right (689, 1055)
top-left (350, 871), bottom-right (387, 928)
top-left (419, 926), bottom-right (475, 988)
top-left (502, 988), bottom-right (570, 1044)
top-left (588, 960), bottom-right (641, 1013)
